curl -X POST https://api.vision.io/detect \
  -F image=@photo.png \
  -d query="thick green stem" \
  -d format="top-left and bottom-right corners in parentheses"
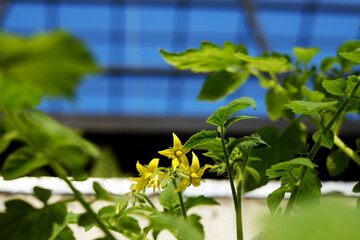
top-left (220, 126), bottom-right (243, 240)
top-left (171, 179), bottom-right (187, 220)
top-left (285, 77), bottom-right (360, 215)
top-left (48, 158), bottom-right (116, 240)
top-left (334, 135), bottom-right (360, 166)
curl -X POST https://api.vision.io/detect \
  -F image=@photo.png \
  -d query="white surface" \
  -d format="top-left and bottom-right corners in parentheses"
top-left (0, 177), bottom-right (358, 198)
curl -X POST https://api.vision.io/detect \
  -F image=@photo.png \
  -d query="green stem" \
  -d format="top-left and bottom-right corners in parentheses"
top-left (140, 193), bottom-right (158, 211)
top-left (220, 126), bottom-right (242, 240)
top-left (48, 158), bottom-right (116, 240)
top-left (5, 111), bottom-right (116, 239)
top-left (284, 77), bottom-right (360, 215)
top-left (171, 179), bottom-right (187, 220)
top-left (334, 135), bottom-right (360, 166)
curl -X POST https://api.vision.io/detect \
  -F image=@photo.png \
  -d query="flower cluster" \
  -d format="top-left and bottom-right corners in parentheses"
top-left (130, 133), bottom-right (211, 193)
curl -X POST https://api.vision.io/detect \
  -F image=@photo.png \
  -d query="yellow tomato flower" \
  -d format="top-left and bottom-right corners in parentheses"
top-left (129, 158), bottom-right (167, 194)
top-left (158, 133), bottom-right (191, 171)
top-left (175, 152), bottom-right (212, 192)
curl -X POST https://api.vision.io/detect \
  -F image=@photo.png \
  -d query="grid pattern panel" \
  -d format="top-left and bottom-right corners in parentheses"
top-left (1, 0), bottom-right (360, 119)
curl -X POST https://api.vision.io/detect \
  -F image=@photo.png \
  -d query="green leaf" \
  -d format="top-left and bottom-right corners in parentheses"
top-left (11, 109), bottom-right (100, 159)
top-left (184, 195), bottom-right (219, 211)
top-left (293, 47), bottom-right (320, 64)
top-left (50, 212), bottom-right (78, 240)
top-left (158, 183), bottom-right (180, 214)
top-left (55, 145), bottom-right (88, 170)
top-left (188, 214), bottom-right (204, 239)
top-left (339, 49), bottom-right (360, 63)
top-left (228, 133), bottom-right (269, 155)
top-left (320, 57), bottom-right (338, 72)
top-left (301, 86), bottom-right (325, 102)
top-left (160, 41), bottom-right (244, 73)
top-left (93, 182), bottom-right (115, 201)
top-left (207, 97), bottom-right (256, 127)
top-left (0, 200), bottom-right (66, 240)
top-left (33, 187), bottom-right (52, 205)
top-left (150, 215), bottom-right (203, 240)
top-left (326, 149), bottom-right (349, 177)
top-left (312, 130), bottom-right (334, 149)
top-left (352, 182), bottom-right (360, 193)
top-left (259, 203), bottom-right (360, 240)
top-left (0, 31), bottom-right (98, 97)
top-left (183, 130), bottom-right (218, 149)
top-left (337, 40), bottom-right (360, 72)
top-left (235, 52), bottom-right (291, 73)
top-left (117, 215), bottom-right (141, 234)
top-left (245, 166), bottom-right (261, 183)
top-left (267, 188), bottom-right (286, 215)
top-left (0, 130), bottom-right (19, 154)
top-left (3, 146), bottom-right (48, 180)
top-left (266, 88), bottom-right (288, 121)
top-left (0, 72), bottom-right (43, 110)
top-left (197, 70), bottom-right (249, 101)
top-left (322, 78), bottom-right (347, 96)
top-left (266, 157), bottom-right (317, 179)
top-left (78, 213), bottom-right (95, 231)
top-left (224, 116), bottom-right (257, 129)
top-left (53, 227), bottom-right (75, 240)
top-left (285, 100), bottom-right (337, 115)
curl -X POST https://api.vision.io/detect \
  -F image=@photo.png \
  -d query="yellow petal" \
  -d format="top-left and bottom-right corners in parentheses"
top-left (172, 158), bottom-right (180, 171)
top-left (158, 149), bottom-right (174, 158)
top-left (148, 158), bottom-right (159, 171)
top-left (191, 177), bottom-right (201, 187)
top-left (173, 133), bottom-right (183, 149)
top-left (180, 154), bottom-right (189, 167)
top-left (175, 179), bottom-right (190, 192)
top-left (182, 147), bottom-right (191, 155)
top-left (129, 177), bottom-right (142, 183)
top-left (159, 171), bottom-right (167, 179)
top-left (191, 152), bottom-right (200, 172)
top-left (196, 164), bottom-right (212, 177)
top-left (136, 161), bottom-right (147, 175)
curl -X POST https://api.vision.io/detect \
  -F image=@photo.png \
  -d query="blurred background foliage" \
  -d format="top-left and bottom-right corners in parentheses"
top-left (0, 0), bottom-right (359, 179)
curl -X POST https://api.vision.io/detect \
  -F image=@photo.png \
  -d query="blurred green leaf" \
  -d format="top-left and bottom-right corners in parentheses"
top-left (33, 186), bottom-right (52, 205)
top-left (266, 158), bottom-right (317, 179)
top-left (198, 70), bottom-right (249, 101)
top-left (352, 182), bottom-right (360, 193)
top-left (326, 149), bottom-right (349, 177)
top-left (301, 86), bottom-right (325, 102)
top-left (0, 130), bottom-right (19, 154)
top-left (0, 200), bottom-right (66, 240)
top-left (183, 130), bottom-right (218, 149)
top-left (260, 203), bottom-right (360, 240)
top-left (150, 214), bottom-right (203, 240)
top-left (90, 147), bottom-right (123, 178)
top-left (158, 183), bottom-right (180, 214)
top-left (50, 212), bottom-right (78, 240)
top-left (312, 130), bottom-right (334, 149)
top-left (207, 97), bottom-right (256, 127)
top-left (0, 72), bottom-right (42, 110)
top-left (267, 188), bottom-right (286, 215)
top-left (322, 78), bottom-right (347, 96)
top-left (3, 146), bottom-right (48, 180)
top-left (339, 49), bottom-right (360, 63)
top-left (160, 41), bottom-right (245, 73)
top-left (285, 100), bottom-right (337, 115)
top-left (55, 145), bottom-right (88, 170)
top-left (337, 40), bottom-right (360, 72)
top-left (293, 47), bottom-right (320, 64)
top-left (0, 31), bottom-right (98, 97)
top-left (184, 195), bottom-right (219, 211)
top-left (320, 57), bottom-right (337, 72)
top-left (265, 88), bottom-right (288, 121)
top-left (188, 214), bottom-right (204, 239)
top-left (235, 52), bottom-right (291, 73)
